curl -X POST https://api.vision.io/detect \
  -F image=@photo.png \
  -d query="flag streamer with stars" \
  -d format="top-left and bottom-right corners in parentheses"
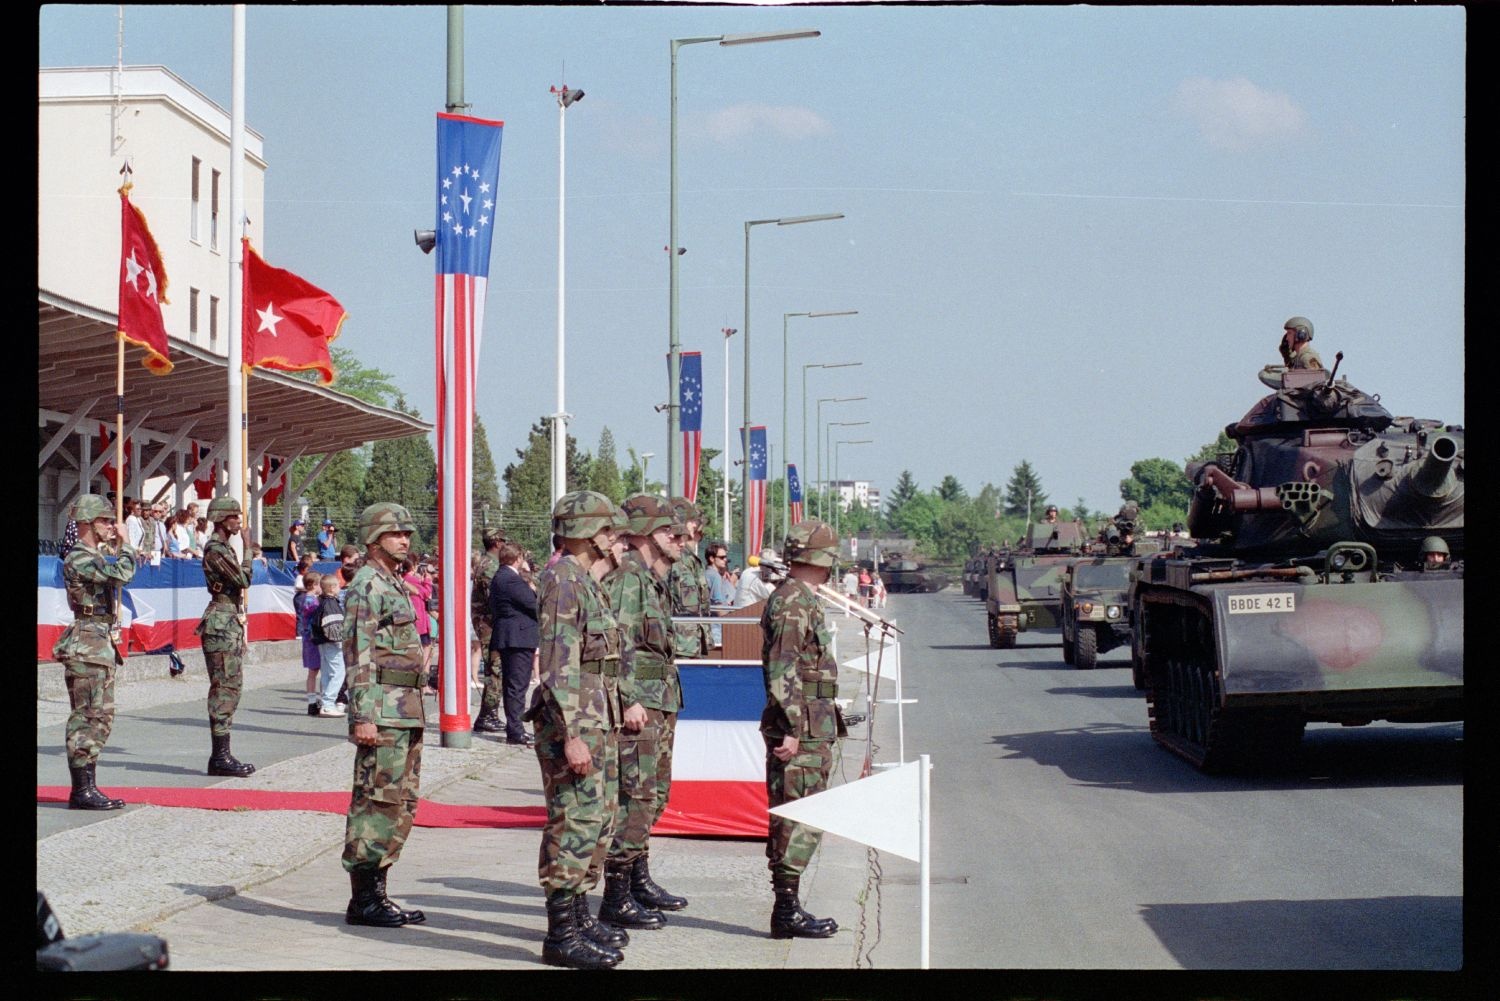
top-left (678, 350), bottom-right (704, 503)
top-left (743, 425), bottom-right (768, 554)
top-left (788, 463), bottom-right (803, 526)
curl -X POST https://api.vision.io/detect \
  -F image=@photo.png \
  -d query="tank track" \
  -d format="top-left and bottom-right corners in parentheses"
top-left (987, 611), bottom-right (1017, 649)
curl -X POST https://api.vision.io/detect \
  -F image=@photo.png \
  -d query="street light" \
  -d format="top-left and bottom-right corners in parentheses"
top-left (782, 310), bottom-right (856, 541)
top-left (825, 420), bottom-right (870, 522)
top-left (815, 400), bottom-right (866, 518)
top-left (803, 364), bottom-right (860, 523)
top-left (668, 28), bottom-right (821, 499)
top-left (550, 83), bottom-right (583, 510)
top-left (834, 438), bottom-right (873, 538)
top-left (742, 212), bottom-right (844, 547)
top-left (721, 327), bottom-right (737, 546)
top-left (639, 452), bottom-right (655, 493)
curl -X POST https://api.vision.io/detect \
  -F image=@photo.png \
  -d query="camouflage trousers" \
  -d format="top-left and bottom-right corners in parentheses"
top-left (341, 726), bottom-right (424, 872)
top-left (765, 738), bottom-right (835, 877)
top-left (535, 718), bottom-right (619, 895)
top-left (478, 648), bottom-right (502, 713)
top-left (63, 660), bottom-right (116, 768)
top-left (610, 708), bottom-right (677, 861)
top-left (203, 648), bottom-right (244, 737)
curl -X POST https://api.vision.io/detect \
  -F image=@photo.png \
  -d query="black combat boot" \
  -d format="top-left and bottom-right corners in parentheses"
top-left (631, 849), bottom-right (688, 911)
top-left (471, 706), bottom-right (505, 733)
top-left (770, 874), bottom-right (838, 939)
top-left (345, 868), bottom-right (406, 927)
top-left (597, 859), bottom-right (665, 929)
top-left (67, 764), bottom-right (123, 811)
top-left (372, 866), bottom-right (425, 925)
top-left (207, 732), bottom-right (256, 777)
top-left (542, 891), bottom-right (621, 969)
top-left (574, 891), bottom-right (628, 951)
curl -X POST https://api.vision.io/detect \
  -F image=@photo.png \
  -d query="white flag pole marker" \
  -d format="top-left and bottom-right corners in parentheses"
top-left (920, 752), bottom-right (931, 969)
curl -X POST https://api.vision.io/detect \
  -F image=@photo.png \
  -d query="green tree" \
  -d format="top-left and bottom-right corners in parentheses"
top-left (1186, 430), bottom-right (1237, 468)
top-left (358, 394), bottom-right (438, 550)
top-left (937, 474), bottom-right (967, 503)
top-left (1003, 460), bottom-right (1047, 518)
top-left (473, 415), bottom-right (504, 535)
top-left (695, 447), bottom-right (730, 542)
top-left (888, 491), bottom-right (941, 549)
top-left (885, 470), bottom-right (921, 522)
top-left (293, 449), bottom-right (366, 551)
top-left (1119, 457), bottom-right (1192, 511)
top-left (503, 417), bottom-right (589, 516)
top-left (293, 344), bottom-right (400, 406)
top-left (588, 427), bottom-right (624, 503)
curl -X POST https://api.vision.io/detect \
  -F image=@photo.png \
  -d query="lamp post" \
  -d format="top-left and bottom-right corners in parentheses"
top-left (549, 83), bottom-right (583, 510)
top-left (803, 364), bottom-right (860, 522)
top-left (639, 452), bottom-right (654, 493)
top-left (668, 28), bottom-right (820, 499)
top-left (825, 420), bottom-right (870, 523)
top-left (721, 326), bottom-right (737, 546)
top-left (782, 310), bottom-right (856, 542)
top-left (815, 399), bottom-right (866, 518)
top-left (834, 438), bottom-right (873, 538)
top-left (742, 213), bottom-right (844, 546)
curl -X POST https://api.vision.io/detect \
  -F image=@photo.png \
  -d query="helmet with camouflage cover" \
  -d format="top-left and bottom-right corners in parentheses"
top-left (1420, 536), bottom-right (1449, 558)
top-left (70, 494), bottom-right (113, 523)
top-left (1284, 316), bottom-right (1314, 343)
top-left (668, 496), bottom-right (703, 527)
top-left (359, 502), bottom-right (417, 545)
top-left (552, 490), bottom-right (618, 540)
top-left (482, 527), bottom-right (507, 549)
top-left (784, 518), bottom-right (838, 567)
top-left (207, 496), bottom-right (243, 522)
top-left (620, 493), bottom-right (683, 537)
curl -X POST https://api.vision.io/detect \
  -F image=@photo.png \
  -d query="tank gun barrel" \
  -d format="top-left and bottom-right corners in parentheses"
top-left (1402, 434), bottom-right (1460, 499)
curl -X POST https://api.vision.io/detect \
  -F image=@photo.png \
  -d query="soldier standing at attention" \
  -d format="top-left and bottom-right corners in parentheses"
top-left (472, 528), bottom-right (506, 733)
top-left (667, 497), bottom-right (714, 660)
top-left (341, 503), bottom-right (427, 928)
top-left (760, 519), bottom-right (845, 939)
top-left (528, 491), bottom-right (628, 969)
top-left (598, 494), bottom-right (691, 930)
top-left (55, 494), bottom-right (136, 810)
top-left (198, 496), bottom-right (257, 777)
top-left (1279, 316), bottom-right (1324, 369)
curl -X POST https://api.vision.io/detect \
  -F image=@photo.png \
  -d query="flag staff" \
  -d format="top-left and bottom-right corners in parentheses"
top-left (228, 5), bottom-right (247, 536)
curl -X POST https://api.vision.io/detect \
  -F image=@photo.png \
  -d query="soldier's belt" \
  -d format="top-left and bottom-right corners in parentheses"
top-left (72, 612), bottom-right (115, 623)
top-left (631, 661), bottom-right (669, 681)
top-left (801, 680), bottom-right (838, 699)
top-left (376, 668), bottom-right (424, 688)
top-left (208, 589), bottom-right (241, 603)
top-left (580, 659), bottom-right (619, 677)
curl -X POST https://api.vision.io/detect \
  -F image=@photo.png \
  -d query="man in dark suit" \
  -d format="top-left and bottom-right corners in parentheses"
top-left (486, 541), bottom-right (539, 745)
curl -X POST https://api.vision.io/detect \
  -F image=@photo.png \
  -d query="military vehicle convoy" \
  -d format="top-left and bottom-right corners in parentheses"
top-left (986, 518), bottom-right (1087, 648)
top-left (880, 554), bottom-right (950, 593)
top-left (1128, 358), bottom-right (1463, 772)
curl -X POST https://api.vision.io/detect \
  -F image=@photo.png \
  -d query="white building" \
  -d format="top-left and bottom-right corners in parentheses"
top-left (829, 480), bottom-right (878, 513)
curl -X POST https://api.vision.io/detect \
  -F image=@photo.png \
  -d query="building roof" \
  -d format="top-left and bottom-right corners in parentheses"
top-left (39, 289), bottom-right (430, 456)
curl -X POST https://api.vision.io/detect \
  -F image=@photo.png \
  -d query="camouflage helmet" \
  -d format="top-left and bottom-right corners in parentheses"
top-left (207, 496), bottom-right (243, 522)
top-left (1284, 316), bottom-right (1314, 342)
top-left (784, 519), bottom-right (838, 567)
top-left (481, 527), bottom-right (507, 548)
top-left (620, 493), bottom-right (683, 537)
top-left (70, 494), bottom-right (113, 523)
top-left (551, 490), bottom-right (617, 540)
top-left (359, 502), bottom-right (417, 545)
top-left (668, 496), bottom-right (704, 527)
top-left (1420, 536), bottom-right (1449, 558)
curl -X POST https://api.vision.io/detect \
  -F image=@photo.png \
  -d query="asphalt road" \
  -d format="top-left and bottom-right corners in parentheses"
top-left (859, 589), bottom-right (1464, 972)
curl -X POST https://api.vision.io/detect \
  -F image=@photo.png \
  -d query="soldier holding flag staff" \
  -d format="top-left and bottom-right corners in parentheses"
top-left (198, 496), bottom-right (257, 778)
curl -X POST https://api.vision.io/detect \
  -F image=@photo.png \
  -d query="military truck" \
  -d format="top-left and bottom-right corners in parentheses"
top-left (986, 520), bottom-right (1087, 648)
top-left (1059, 555), bottom-right (1135, 669)
top-left (1130, 358), bottom-right (1463, 772)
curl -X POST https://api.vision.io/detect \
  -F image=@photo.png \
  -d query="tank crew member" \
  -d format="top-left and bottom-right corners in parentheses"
top-left (55, 494), bottom-right (136, 810)
top-left (198, 496), bottom-right (257, 777)
top-left (1042, 504), bottom-right (1059, 524)
top-left (340, 503), bottom-right (428, 928)
top-left (1279, 316), bottom-right (1323, 369)
top-left (760, 519), bottom-right (845, 939)
top-left (1419, 536), bottom-right (1452, 571)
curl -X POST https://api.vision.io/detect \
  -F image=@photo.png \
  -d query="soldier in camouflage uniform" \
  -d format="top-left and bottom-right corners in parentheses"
top-left (527, 490), bottom-right (629, 969)
top-left (198, 496), bottom-right (257, 777)
top-left (667, 497), bottom-right (714, 660)
top-left (340, 503), bottom-right (428, 928)
top-left (1280, 315), bottom-right (1324, 370)
top-left (760, 519), bottom-right (845, 939)
top-left (598, 493), bottom-right (691, 929)
top-left (54, 494), bottom-right (136, 810)
top-left (472, 528), bottom-right (506, 733)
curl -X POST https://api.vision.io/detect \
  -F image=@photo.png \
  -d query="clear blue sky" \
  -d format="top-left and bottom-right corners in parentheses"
top-left (39, 4), bottom-right (1466, 516)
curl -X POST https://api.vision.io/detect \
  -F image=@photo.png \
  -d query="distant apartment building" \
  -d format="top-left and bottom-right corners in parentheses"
top-left (829, 480), bottom-right (879, 513)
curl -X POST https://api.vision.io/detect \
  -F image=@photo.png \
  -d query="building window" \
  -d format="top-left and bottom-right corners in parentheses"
top-left (189, 287), bottom-right (200, 338)
top-left (190, 157), bottom-right (201, 243)
top-left (209, 295), bottom-right (220, 349)
top-left (210, 169), bottom-right (221, 251)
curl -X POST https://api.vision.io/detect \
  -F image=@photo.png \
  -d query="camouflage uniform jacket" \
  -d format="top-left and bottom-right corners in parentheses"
top-left (342, 561), bottom-right (426, 730)
top-left (471, 551), bottom-right (500, 632)
top-left (53, 540), bottom-right (137, 666)
top-left (1287, 342), bottom-right (1324, 370)
top-left (199, 536), bottom-right (253, 652)
top-left (603, 550), bottom-right (682, 714)
top-left (530, 556), bottom-right (622, 739)
top-left (668, 546), bottom-right (713, 658)
top-left (759, 577), bottom-right (840, 743)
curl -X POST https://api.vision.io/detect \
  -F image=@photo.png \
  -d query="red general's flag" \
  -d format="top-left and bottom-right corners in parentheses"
top-left (98, 423), bottom-right (132, 492)
top-left (117, 187), bottom-right (173, 375)
top-left (262, 455), bottom-right (287, 506)
top-left (242, 239), bottom-right (346, 385)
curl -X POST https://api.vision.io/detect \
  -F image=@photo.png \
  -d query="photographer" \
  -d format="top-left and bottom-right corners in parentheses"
top-left (733, 548), bottom-right (784, 608)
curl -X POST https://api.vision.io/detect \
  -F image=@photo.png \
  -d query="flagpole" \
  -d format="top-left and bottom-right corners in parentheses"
top-left (226, 5), bottom-right (246, 522)
top-left (920, 752), bottom-right (931, 970)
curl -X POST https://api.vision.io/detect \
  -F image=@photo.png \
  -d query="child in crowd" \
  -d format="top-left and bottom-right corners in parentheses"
top-left (298, 570), bottom-right (323, 716)
top-left (311, 574), bottom-right (346, 717)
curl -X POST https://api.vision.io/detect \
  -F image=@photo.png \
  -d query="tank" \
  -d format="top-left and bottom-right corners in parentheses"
top-left (1129, 357), bottom-right (1463, 771)
top-left (986, 520), bottom-right (1088, 648)
top-left (880, 553), bottom-right (950, 594)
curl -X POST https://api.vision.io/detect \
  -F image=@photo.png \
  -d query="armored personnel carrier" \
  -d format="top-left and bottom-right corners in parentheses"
top-left (986, 520), bottom-right (1087, 648)
top-left (1129, 358), bottom-right (1463, 771)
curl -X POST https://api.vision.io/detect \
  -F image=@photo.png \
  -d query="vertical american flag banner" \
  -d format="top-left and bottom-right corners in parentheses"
top-left (678, 350), bottom-right (704, 503)
top-left (743, 425), bottom-right (768, 553)
top-left (433, 112), bottom-right (504, 738)
top-left (788, 463), bottom-right (803, 526)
